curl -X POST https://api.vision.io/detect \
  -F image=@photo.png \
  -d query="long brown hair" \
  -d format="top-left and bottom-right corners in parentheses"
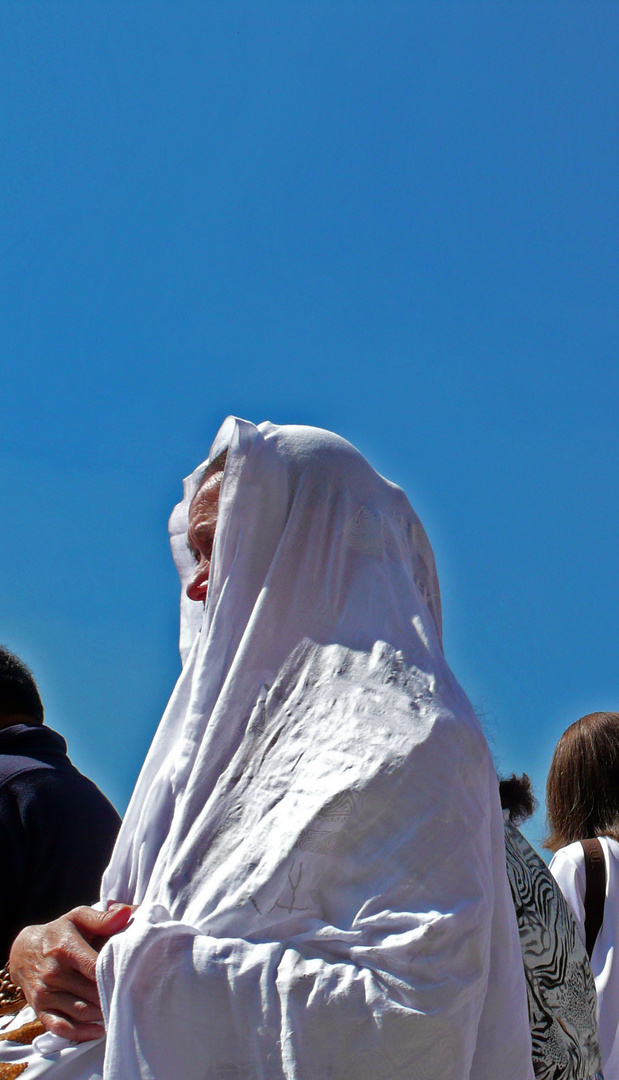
top-left (545, 711), bottom-right (619, 851)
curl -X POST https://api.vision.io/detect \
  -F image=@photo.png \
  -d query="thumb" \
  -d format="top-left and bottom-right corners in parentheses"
top-left (98, 904), bottom-right (134, 935)
top-left (70, 904), bottom-right (133, 940)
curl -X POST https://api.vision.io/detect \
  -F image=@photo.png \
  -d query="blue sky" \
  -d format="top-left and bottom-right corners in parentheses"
top-left (1, 2), bottom-right (617, 851)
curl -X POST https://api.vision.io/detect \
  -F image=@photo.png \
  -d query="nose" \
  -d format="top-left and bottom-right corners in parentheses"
top-left (186, 561), bottom-right (210, 604)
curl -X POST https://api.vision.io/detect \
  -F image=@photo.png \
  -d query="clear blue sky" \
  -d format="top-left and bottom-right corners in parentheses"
top-left (1, 2), bottom-right (617, 851)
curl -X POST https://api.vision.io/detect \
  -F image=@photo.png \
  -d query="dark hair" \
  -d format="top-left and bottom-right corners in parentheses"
top-left (0, 646), bottom-right (44, 724)
top-left (499, 773), bottom-right (536, 825)
top-left (545, 711), bottom-right (619, 851)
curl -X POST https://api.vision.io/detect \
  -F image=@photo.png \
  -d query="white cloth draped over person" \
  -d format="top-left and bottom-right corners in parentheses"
top-left (0, 418), bottom-right (534, 1080)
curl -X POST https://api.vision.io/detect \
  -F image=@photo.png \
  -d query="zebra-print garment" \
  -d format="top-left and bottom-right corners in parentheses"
top-left (504, 819), bottom-right (602, 1080)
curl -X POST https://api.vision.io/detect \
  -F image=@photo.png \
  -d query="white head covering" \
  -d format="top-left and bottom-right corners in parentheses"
top-left (98, 418), bottom-right (533, 1080)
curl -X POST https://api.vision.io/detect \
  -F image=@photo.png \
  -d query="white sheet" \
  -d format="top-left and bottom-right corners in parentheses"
top-left (4, 418), bottom-right (533, 1080)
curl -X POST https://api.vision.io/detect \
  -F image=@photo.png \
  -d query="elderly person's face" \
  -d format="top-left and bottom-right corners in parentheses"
top-left (186, 471), bottom-right (223, 604)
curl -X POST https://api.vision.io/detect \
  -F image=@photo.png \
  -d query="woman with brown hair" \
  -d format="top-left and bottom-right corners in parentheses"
top-left (547, 711), bottom-right (619, 1080)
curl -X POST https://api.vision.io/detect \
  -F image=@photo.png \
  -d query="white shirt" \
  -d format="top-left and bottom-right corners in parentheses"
top-left (551, 836), bottom-right (619, 1079)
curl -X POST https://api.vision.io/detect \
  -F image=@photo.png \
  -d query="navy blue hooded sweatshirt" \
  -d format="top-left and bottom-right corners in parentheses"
top-left (0, 723), bottom-right (121, 963)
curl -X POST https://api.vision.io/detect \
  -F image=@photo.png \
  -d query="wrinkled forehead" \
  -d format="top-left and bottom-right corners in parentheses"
top-left (189, 453), bottom-right (227, 512)
top-left (189, 471), bottom-right (222, 521)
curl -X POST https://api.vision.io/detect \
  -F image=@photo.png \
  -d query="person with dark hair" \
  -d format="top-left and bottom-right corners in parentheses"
top-left (500, 773), bottom-right (537, 825)
top-left (547, 712), bottom-right (619, 1080)
top-left (499, 774), bottom-right (602, 1080)
top-left (0, 646), bottom-right (121, 964)
top-left (0, 648), bottom-right (45, 725)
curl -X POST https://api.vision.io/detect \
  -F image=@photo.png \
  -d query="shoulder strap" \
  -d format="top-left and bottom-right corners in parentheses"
top-left (582, 837), bottom-right (606, 958)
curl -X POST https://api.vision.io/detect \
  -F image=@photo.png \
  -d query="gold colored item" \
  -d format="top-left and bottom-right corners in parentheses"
top-left (0, 968), bottom-right (25, 1017)
top-left (0, 1021), bottom-right (45, 1046)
